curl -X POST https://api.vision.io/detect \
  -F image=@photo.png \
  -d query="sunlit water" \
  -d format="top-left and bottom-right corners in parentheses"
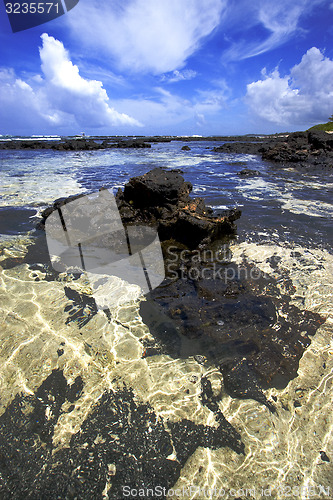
top-left (0, 141), bottom-right (332, 499)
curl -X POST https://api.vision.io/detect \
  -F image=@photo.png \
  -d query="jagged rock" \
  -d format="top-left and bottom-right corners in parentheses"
top-left (211, 131), bottom-right (333, 169)
top-left (262, 143), bottom-right (309, 162)
top-left (123, 167), bottom-right (191, 207)
top-left (308, 130), bottom-right (333, 151)
top-left (40, 168), bottom-right (241, 249)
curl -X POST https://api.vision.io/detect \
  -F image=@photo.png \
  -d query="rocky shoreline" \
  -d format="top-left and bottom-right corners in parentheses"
top-left (39, 168), bottom-right (325, 411)
top-left (0, 166), bottom-right (329, 498)
top-left (1, 130), bottom-right (332, 169)
top-left (212, 130), bottom-right (333, 169)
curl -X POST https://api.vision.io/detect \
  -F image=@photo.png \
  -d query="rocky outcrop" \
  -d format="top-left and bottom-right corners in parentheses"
top-left (39, 167), bottom-right (326, 414)
top-left (213, 142), bottom-right (267, 155)
top-left (40, 167), bottom-right (241, 249)
top-left (53, 139), bottom-right (104, 151)
top-left (212, 131), bottom-right (333, 169)
top-left (118, 168), bottom-right (240, 248)
top-left (0, 138), bottom-right (152, 151)
top-left (261, 131), bottom-right (333, 167)
top-left (107, 139), bottom-right (151, 148)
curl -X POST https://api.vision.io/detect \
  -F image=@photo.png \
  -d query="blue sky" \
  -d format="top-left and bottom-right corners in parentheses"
top-left (1, 0), bottom-right (333, 136)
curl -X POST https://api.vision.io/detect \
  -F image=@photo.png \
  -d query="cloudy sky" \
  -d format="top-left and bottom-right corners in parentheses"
top-left (0, 0), bottom-right (333, 136)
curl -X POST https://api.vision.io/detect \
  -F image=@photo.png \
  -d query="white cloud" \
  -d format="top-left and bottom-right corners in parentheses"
top-left (38, 34), bottom-right (140, 128)
top-left (0, 34), bottom-right (140, 134)
top-left (112, 83), bottom-right (231, 133)
top-left (161, 69), bottom-right (197, 83)
top-left (222, 0), bottom-right (328, 61)
top-left (67, 0), bottom-right (225, 74)
top-left (245, 47), bottom-right (333, 126)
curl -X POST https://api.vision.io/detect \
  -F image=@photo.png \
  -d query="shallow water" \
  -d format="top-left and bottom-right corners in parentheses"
top-left (0, 141), bottom-right (332, 499)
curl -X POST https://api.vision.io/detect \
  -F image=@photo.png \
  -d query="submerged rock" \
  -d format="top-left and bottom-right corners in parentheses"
top-left (39, 167), bottom-right (326, 413)
top-left (142, 255), bottom-right (325, 411)
top-left (220, 359), bottom-right (276, 412)
top-left (0, 370), bottom-right (244, 498)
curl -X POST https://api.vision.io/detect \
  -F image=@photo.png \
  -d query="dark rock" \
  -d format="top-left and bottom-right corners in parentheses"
top-left (238, 168), bottom-right (260, 177)
top-left (262, 143), bottom-right (309, 163)
top-left (0, 138), bottom-right (151, 151)
top-left (40, 168), bottom-right (241, 250)
top-left (123, 167), bottom-right (191, 208)
top-left (320, 451), bottom-right (330, 462)
top-left (119, 168), bottom-right (240, 248)
top-left (221, 359), bottom-right (276, 412)
top-left (0, 370), bottom-right (244, 498)
top-left (181, 145), bottom-right (191, 151)
top-left (261, 131), bottom-right (333, 167)
top-left (114, 139), bottom-right (151, 148)
top-left (308, 131), bottom-right (333, 151)
top-left (0, 140), bottom-right (54, 150)
top-left (64, 286), bottom-right (98, 329)
top-left (213, 142), bottom-right (264, 155)
top-left (211, 131), bottom-right (333, 169)
top-left (52, 139), bottom-right (104, 151)
top-left (143, 256), bottom-right (326, 407)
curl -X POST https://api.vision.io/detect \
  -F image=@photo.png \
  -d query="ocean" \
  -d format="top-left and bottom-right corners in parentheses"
top-left (0, 139), bottom-right (332, 498)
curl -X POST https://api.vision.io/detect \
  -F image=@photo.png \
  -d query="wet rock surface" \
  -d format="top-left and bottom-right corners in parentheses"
top-left (39, 167), bottom-right (241, 249)
top-left (2, 131), bottom-right (331, 168)
top-left (142, 256), bottom-right (325, 409)
top-left (0, 138), bottom-right (152, 151)
top-left (37, 167), bottom-right (326, 411)
top-left (2, 166), bottom-right (328, 497)
top-left (0, 370), bottom-right (244, 499)
top-left (212, 131), bottom-right (333, 169)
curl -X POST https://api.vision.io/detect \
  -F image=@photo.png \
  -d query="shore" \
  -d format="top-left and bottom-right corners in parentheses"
top-left (0, 138), bottom-right (332, 499)
top-left (1, 130), bottom-right (332, 171)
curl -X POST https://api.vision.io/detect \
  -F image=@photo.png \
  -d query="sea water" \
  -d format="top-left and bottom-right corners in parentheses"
top-left (0, 140), bottom-right (332, 498)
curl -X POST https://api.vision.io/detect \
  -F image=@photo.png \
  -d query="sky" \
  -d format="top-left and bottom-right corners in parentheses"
top-left (0, 0), bottom-right (333, 136)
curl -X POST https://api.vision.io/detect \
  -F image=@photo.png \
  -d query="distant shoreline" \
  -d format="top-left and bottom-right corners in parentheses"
top-left (0, 131), bottom-right (332, 170)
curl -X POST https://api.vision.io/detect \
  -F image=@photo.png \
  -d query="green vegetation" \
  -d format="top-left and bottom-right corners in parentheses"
top-left (308, 117), bottom-right (333, 132)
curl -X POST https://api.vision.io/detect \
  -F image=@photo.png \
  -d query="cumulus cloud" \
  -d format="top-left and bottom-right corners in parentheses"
top-left (39, 34), bottom-right (140, 127)
top-left (67, 0), bottom-right (225, 74)
top-left (245, 47), bottom-right (333, 126)
top-left (222, 0), bottom-right (328, 60)
top-left (0, 34), bottom-right (140, 134)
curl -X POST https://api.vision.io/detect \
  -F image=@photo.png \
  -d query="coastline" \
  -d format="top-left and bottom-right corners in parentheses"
top-left (0, 137), bottom-right (332, 498)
